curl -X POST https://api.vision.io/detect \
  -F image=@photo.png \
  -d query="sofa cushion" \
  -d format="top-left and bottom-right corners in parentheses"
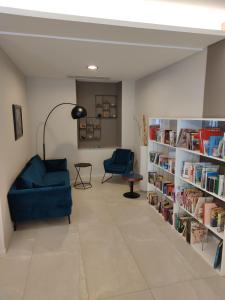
top-left (16, 156), bottom-right (46, 189)
top-left (33, 181), bottom-right (65, 188)
top-left (30, 155), bottom-right (46, 177)
top-left (114, 149), bottom-right (131, 165)
top-left (43, 171), bottom-right (70, 186)
top-left (44, 159), bottom-right (67, 172)
top-left (17, 164), bottom-right (38, 189)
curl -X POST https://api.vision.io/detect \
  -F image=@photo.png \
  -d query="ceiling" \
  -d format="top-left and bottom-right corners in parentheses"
top-left (0, 13), bottom-right (225, 81)
top-left (157, 0), bottom-right (225, 9)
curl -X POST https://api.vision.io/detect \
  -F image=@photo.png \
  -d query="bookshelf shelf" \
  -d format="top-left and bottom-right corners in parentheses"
top-left (179, 205), bottom-right (224, 240)
top-left (153, 186), bottom-right (174, 202)
top-left (149, 201), bottom-right (222, 274)
top-left (192, 235), bottom-right (221, 272)
top-left (179, 176), bottom-right (225, 203)
top-left (148, 117), bottom-right (225, 275)
top-left (177, 147), bottom-right (225, 163)
top-left (151, 162), bottom-right (175, 176)
top-left (150, 140), bottom-right (176, 149)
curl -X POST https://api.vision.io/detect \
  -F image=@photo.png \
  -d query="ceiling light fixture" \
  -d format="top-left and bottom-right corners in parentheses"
top-left (87, 65), bottom-right (98, 70)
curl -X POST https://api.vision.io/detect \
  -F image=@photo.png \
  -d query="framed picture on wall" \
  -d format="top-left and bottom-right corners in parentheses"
top-left (12, 104), bottom-right (23, 140)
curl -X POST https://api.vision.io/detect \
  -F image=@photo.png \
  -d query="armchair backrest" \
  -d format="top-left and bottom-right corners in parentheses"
top-left (113, 149), bottom-right (133, 165)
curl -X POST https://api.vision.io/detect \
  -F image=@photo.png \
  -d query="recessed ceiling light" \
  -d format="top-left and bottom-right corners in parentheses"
top-left (87, 65), bottom-right (98, 70)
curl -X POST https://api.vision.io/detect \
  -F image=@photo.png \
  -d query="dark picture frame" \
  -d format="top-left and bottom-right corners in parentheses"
top-left (12, 104), bottom-right (23, 140)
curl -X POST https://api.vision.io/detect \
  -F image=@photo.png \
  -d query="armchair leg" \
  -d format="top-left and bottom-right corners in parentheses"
top-left (13, 223), bottom-right (17, 231)
top-left (68, 215), bottom-right (71, 224)
top-left (101, 173), bottom-right (113, 184)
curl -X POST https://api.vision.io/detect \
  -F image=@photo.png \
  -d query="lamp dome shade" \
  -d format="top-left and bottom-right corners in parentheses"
top-left (71, 105), bottom-right (87, 119)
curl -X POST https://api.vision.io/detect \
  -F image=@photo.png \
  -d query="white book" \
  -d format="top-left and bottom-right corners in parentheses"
top-left (218, 175), bottom-right (224, 197)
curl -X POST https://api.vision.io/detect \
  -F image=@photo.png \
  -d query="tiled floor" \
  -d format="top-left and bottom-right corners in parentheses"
top-left (1, 177), bottom-right (225, 300)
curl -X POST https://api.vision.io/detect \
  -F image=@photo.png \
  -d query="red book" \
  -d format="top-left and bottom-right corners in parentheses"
top-left (198, 128), bottom-right (222, 153)
top-left (149, 125), bottom-right (160, 140)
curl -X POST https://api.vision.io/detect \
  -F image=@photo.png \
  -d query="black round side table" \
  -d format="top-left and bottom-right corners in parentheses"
top-left (74, 163), bottom-right (92, 189)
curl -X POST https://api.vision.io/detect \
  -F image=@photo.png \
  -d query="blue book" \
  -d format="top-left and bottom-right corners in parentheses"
top-left (208, 136), bottom-right (223, 156)
top-left (214, 240), bottom-right (223, 269)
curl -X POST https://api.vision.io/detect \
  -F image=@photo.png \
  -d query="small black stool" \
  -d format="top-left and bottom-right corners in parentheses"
top-left (74, 163), bottom-right (92, 189)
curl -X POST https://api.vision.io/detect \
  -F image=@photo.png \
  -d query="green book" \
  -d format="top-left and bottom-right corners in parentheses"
top-left (215, 177), bottom-right (219, 194)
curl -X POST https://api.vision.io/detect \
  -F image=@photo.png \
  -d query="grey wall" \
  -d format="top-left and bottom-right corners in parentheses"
top-left (76, 81), bottom-right (122, 149)
top-left (203, 39), bottom-right (225, 117)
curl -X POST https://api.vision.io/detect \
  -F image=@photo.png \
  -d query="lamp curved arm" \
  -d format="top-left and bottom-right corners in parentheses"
top-left (43, 102), bottom-right (77, 160)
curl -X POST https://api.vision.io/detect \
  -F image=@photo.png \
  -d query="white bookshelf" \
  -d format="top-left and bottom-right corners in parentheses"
top-left (148, 117), bottom-right (225, 275)
top-left (151, 162), bottom-right (175, 176)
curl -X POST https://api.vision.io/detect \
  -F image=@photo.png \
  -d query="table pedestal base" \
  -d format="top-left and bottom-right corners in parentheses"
top-left (123, 191), bottom-right (140, 198)
top-left (123, 181), bottom-right (140, 199)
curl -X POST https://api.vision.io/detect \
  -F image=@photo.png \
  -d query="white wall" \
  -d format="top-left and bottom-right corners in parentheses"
top-left (122, 81), bottom-right (135, 149)
top-left (134, 50), bottom-right (207, 170)
top-left (0, 48), bottom-right (32, 254)
top-left (27, 77), bottom-right (135, 178)
top-left (203, 39), bottom-right (225, 118)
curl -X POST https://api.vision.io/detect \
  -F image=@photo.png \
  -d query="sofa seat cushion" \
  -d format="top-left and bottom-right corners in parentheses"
top-left (33, 181), bottom-right (65, 188)
top-left (43, 171), bottom-right (70, 186)
top-left (105, 163), bottom-right (127, 174)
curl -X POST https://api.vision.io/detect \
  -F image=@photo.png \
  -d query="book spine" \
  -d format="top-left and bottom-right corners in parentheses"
top-left (218, 175), bottom-right (224, 197)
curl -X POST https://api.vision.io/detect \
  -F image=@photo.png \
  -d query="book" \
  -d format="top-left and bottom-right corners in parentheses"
top-left (203, 203), bottom-right (217, 225)
top-left (198, 128), bottom-right (222, 154)
top-left (182, 161), bottom-right (194, 180)
top-left (191, 133), bottom-right (200, 151)
top-left (149, 152), bottom-right (157, 163)
top-left (148, 192), bottom-right (158, 206)
top-left (177, 128), bottom-right (198, 149)
top-left (194, 197), bottom-right (213, 222)
top-left (217, 211), bottom-right (225, 231)
top-left (149, 125), bottom-right (160, 140)
top-left (158, 155), bottom-right (175, 173)
top-left (177, 188), bottom-right (203, 214)
top-left (191, 221), bottom-right (206, 244)
top-left (206, 176), bottom-right (218, 193)
top-left (218, 175), bottom-right (224, 196)
top-left (164, 129), bottom-right (172, 144)
top-left (201, 166), bottom-right (219, 189)
top-left (207, 136), bottom-right (223, 156)
top-left (214, 240), bottom-right (223, 269)
top-left (210, 207), bottom-right (225, 227)
top-left (169, 130), bottom-right (177, 146)
top-left (148, 172), bottom-right (157, 184)
top-left (194, 163), bottom-right (208, 185)
top-left (149, 152), bottom-right (160, 164)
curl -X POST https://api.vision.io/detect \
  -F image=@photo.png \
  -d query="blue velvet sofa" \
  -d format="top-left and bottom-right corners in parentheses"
top-left (102, 148), bottom-right (134, 183)
top-left (8, 155), bottom-right (72, 230)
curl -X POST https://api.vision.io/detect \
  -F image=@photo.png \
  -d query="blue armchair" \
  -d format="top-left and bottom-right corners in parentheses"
top-left (102, 148), bottom-right (134, 183)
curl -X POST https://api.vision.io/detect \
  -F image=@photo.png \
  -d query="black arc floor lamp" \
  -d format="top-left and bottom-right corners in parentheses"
top-left (43, 102), bottom-right (87, 160)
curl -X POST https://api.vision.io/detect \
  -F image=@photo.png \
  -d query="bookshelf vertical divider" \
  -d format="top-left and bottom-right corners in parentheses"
top-left (148, 117), bottom-right (225, 275)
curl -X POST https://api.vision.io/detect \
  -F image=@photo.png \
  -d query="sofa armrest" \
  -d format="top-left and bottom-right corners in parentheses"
top-left (8, 185), bottom-right (72, 221)
top-left (44, 159), bottom-right (67, 172)
top-left (103, 158), bottom-right (112, 167)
